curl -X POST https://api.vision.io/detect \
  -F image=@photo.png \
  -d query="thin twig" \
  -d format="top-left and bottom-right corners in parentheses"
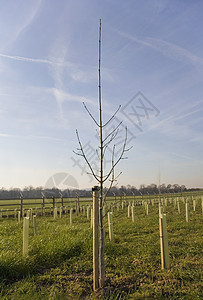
top-left (103, 127), bottom-right (128, 183)
top-left (103, 121), bottom-right (123, 143)
top-left (102, 105), bottom-right (121, 128)
top-left (75, 129), bottom-right (100, 182)
top-left (83, 102), bottom-right (100, 127)
top-left (103, 145), bottom-right (115, 202)
top-left (102, 128), bottom-right (120, 157)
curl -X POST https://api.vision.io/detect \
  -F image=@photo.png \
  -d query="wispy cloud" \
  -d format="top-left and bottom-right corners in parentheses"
top-left (0, 52), bottom-right (70, 67)
top-left (167, 152), bottom-right (203, 164)
top-left (113, 29), bottom-right (203, 67)
top-left (0, 0), bottom-right (42, 51)
top-left (0, 51), bottom-right (100, 85)
top-left (48, 87), bottom-right (95, 105)
top-left (145, 37), bottom-right (203, 66)
top-left (140, 99), bottom-right (203, 144)
top-left (0, 133), bottom-right (64, 142)
top-left (0, 49), bottom-right (97, 128)
top-left (48, 39), bottom-right (68, 125)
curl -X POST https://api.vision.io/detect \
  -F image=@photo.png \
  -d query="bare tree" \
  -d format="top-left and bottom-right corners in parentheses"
top-left (74, 19), bottom-right (130, 288)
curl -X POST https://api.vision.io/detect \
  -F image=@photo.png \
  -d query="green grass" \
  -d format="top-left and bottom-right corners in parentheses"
top-left (0, 198), bottom-right (202, 299)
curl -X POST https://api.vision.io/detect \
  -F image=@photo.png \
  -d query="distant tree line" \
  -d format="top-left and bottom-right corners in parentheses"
top-left (0, 183), bottom-right (200, 199)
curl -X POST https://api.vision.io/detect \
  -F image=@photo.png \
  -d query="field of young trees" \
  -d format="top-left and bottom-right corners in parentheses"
top-left (0, 193), bottom-right (202, 299)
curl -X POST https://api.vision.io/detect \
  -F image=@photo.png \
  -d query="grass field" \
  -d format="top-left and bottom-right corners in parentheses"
top-left (0, 196), bottom-right (202, 299)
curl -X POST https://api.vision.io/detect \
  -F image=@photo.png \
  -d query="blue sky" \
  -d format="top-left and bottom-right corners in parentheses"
top-left (0, 0), bottom-right (202, 190)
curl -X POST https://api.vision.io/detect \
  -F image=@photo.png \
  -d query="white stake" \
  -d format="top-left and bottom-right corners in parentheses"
top-left (70, 208), bottom-right (73, 225)
top-left (54, 207), bottom-right (57, 219)
top-left (59, 207), bottom-right (63, 218)
top-left (146, 203), bottom-right (149, 216)
top-left (26, 210), bottom-right (30, 219)
top-left (174, 198), bottom-right (177, 208)
top-left (30, 208), bottom-right (32, 220)
top-left (193, 199), bottom-right (196, 212)
top-left (83, 205), bottom-right (86, 216)
top-left (185, 201), bottom-right (189, 222)
top-left (108, 212), bottom-right (114, 241)
top-left (177, 200), bottom-right (180, 214)
top-left (18, 211), bottom-right (21, 223)
top-left (159, 213), bottom-right (169, 270)
top-left (131, 206), bottom-right (135, 222)
top-left (33, 215), bottom-right (37, 235)
top-left (159, 203), bottom-right (163, 217)
top-left (128, 205), bottom-right (131, 218)
top-left (92, 186), bottom-right (99, 291)
top-left (23, 217), bottom-right (29, 256)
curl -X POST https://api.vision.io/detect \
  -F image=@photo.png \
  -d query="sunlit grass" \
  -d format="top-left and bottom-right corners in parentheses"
top-left (0, 197), bottom-right (202, 299)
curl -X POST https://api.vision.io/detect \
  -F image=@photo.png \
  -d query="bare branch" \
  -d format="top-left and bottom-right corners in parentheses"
top-left (114, 171), bottom-right (122, 181)
top-left (125, 145), bottom-right (133, 152)
top-left (103, 150), bottom-right (115, 203)
top-left (75, 129), bottom-right (100, 182)
top-left (103, 121), bottom-right (122, 143)
top-left (83, 102), bottom-right (100, 127)
top-left (102, 191), bottom-right (123, 218)
top-left (72, 150), bottom-right (83, 157)
top-left (87, 172), bottom-right (97, 177)
top-left (103, 127), bottom-right (128, 183)
top-left (102, 128), bottom-right (120, 157)
top-left (102, 105), bottom-right (121, 128)
top-left (103, 146), bottom-right (122, 203)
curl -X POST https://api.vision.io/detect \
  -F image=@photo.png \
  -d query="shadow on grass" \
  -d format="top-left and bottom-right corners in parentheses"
top-left (0, 240), bottom-right (86, 283)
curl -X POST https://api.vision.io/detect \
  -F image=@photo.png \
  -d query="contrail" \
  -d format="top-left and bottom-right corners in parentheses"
top-left (0, 52), bottom-right (66, 67)
top-left (113, 28), bottom-right (203, 67)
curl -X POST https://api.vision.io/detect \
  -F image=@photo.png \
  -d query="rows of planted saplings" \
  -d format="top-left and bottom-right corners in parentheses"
top-left (1, 194), bottom-right (202, 261)
top-left (0, 194), bottom-right (202, 297)
top-left (0, 191), bottom-right (201, 218)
